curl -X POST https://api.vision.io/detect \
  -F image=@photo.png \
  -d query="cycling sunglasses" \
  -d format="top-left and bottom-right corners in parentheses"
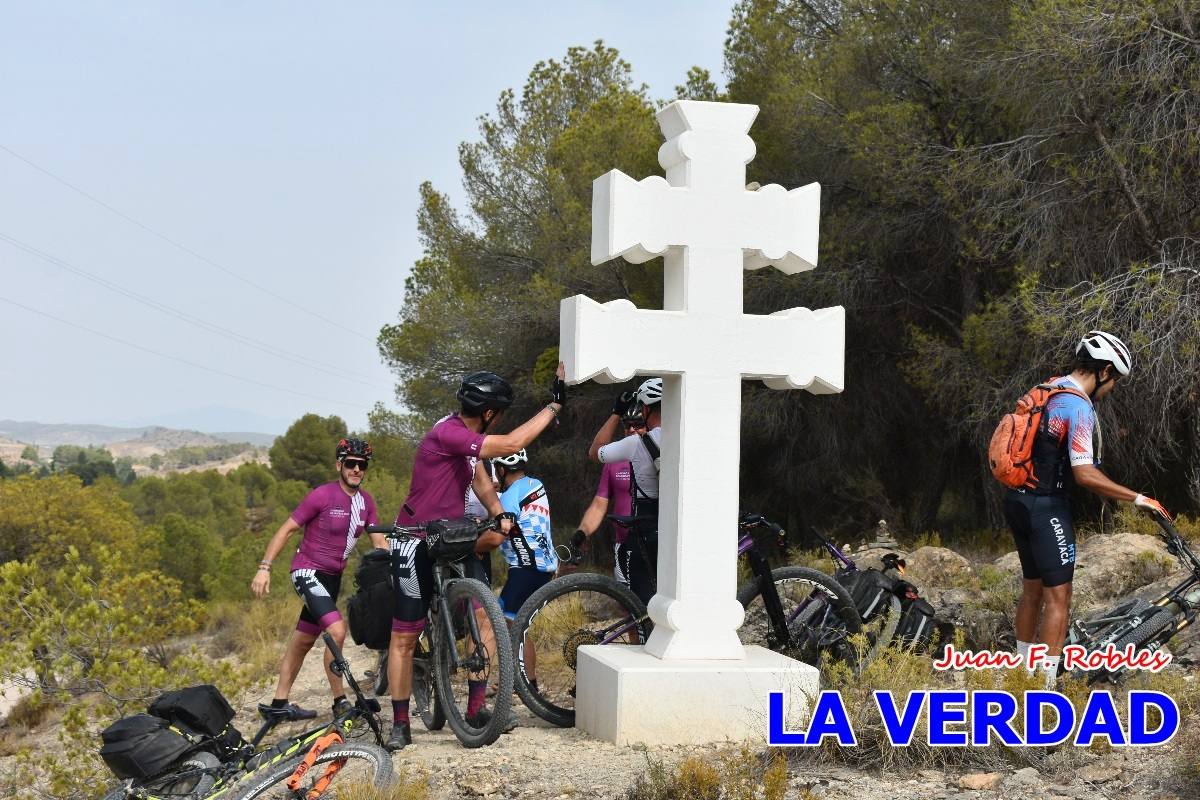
top-left (341, 459), bottom-right (369, 471)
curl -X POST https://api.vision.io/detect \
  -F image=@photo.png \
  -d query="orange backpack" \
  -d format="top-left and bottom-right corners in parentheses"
top-left (988, 382), bottom-right (1089, 490)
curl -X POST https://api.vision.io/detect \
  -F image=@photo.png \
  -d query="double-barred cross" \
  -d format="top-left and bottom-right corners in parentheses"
top-left (560, 101), bottom-right (844, 660)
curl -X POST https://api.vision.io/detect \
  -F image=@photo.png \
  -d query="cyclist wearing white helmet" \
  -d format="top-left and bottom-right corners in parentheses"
top-left (1004, 330), bottom-right (1169, 687)
top-left (589, 377), bottom-right (663, 604)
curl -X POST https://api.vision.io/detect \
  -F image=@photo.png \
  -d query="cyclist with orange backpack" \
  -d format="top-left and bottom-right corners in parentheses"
top-left (992, 331), bottom-right (1168, 686)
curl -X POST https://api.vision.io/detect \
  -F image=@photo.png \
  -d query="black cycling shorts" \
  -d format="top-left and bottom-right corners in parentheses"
top-left (1003, 490), bottom-right (1076, 587)
top-left (291, 569), bottom-right (343, 635)
top-left (498, 567), bottom-right (553, 620)
top-left (390, 538), bottom-right (491, 634)
top-left (617, 528), bottom-right (658, 606)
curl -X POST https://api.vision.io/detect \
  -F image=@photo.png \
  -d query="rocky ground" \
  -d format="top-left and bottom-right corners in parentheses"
top-left (254, 523), bottom-right (1198, 800)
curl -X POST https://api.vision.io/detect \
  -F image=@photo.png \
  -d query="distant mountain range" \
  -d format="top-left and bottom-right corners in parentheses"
top-left (0, 420), bottom-right (278, 449)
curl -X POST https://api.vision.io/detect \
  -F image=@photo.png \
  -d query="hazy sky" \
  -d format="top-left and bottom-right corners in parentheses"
top-left (0, 1), bottom-right (731, 433)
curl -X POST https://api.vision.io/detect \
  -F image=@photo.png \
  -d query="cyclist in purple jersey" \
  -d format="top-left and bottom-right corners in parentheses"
top-left (251, 438), bottom-right (384, 720)
top-left (569, 403), bottom-right (641, 584)
top-left (384, 364), bottom-right (568, 751)
top-left (1002, 332), bottom-right (1169, 687)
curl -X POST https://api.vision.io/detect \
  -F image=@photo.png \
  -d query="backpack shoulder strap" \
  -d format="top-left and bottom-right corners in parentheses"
top-left (640, 433), bottom-right (660, 462)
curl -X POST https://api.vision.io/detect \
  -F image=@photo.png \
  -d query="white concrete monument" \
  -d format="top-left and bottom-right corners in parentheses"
top-left (559, 100), bottom-right (845, 744)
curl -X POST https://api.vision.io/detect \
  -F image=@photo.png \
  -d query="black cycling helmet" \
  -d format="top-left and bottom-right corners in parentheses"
top-left (457, 371), bottom-right (514, 415)
top-left (336, 438), bottom-right (373, 461)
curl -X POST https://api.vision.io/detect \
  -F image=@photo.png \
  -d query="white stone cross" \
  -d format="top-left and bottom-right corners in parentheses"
top-left (560, 100), bottom-right (845, 660)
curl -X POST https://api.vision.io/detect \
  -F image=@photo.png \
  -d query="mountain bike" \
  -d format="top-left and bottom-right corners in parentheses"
top-left (808, 526), bottom-right (905, 662)
top-left (1064, 509), bottom-right (1200, 684)
top-left (364, 517), bottom-right (515, 748)
top-left (510, 511), bottom-right (861, 727)
top-left (99, 632), bottom-right (392, 800)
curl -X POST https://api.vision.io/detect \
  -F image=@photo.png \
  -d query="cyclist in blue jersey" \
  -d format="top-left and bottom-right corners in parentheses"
top-left (1004, 331), bottom-right (1169, 686)
top-left (493, 449), bottom-right (555, 702)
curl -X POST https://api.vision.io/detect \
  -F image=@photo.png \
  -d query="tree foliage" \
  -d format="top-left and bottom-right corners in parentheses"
top-left (268, 413), bottom-right (349, 487)
top-left (380, 5), bottom-right (1200, 537)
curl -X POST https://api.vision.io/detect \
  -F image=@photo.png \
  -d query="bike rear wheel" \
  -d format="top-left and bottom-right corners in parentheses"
top-left (101, 751), bottom-right (220, 800)
top-left (432, 577), bottom-right (514, 748)
top-left (230, 743), bottom-right (393, 799)
top-left (511, 572), bottom-right (650, 727)
top-left (737, 566), bottom-right (862, 671)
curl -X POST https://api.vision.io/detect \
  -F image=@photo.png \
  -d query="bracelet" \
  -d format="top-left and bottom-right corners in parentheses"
top-left (258, 559), bottom-right (273, 568)
top-left (257, 565), bottom-right (271, 572)
top-left (545, 403), bottom-right (560, 417)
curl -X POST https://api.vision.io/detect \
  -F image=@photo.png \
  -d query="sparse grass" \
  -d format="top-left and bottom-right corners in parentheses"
top-left (326, 769), bottom-right (429, 800)
top-left (205, 593), bottom-right (296, 678)
top-left (968, 564), bottom-right (1021, 614)
top-left (624, 748), bottom-right (788, 800)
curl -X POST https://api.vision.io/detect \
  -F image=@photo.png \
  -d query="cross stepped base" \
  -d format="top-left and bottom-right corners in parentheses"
top-left (574, 644), bottom-right (818, 745)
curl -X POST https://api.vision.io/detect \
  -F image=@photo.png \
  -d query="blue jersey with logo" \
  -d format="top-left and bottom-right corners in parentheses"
top-left (499, 475), bottom-right (557, 572)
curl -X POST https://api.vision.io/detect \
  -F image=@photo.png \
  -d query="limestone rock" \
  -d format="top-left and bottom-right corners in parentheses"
top-left (1071, 533), bottom-right (1172, 607)
top-left (957, 772), bottom-right (1002, 791)
top-left (906, 546), bottom-right (976, 588)
top-left (1006, 766), bottom-right (1041, 786)
top-left (1077, 762), bottom-right (1122, 783)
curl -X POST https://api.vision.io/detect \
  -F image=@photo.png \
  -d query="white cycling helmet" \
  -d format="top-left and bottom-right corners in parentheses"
top-left (492, 449), bottom-right (528, 469)
top-left (636, 377), bottom-right (663, 406)
top-left (1077, 330), bottom-right (1131, 377)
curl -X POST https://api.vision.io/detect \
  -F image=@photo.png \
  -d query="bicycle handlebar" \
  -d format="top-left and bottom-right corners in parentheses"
top-left (364, 517), bottom-right (502, 538)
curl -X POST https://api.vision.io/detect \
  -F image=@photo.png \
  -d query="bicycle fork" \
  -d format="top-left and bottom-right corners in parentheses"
top-left (747, 549), bottom-right (791, 648)
top-left (285, 731), bottom-right (345, 798)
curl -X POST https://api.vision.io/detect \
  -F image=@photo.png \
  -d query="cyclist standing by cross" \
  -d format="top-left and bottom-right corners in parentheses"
top-left (384, 365), bottom-right (567, 750)
top-left (589, 378), bottom-right (662, 605)
top-left (1003, 331), bottom-right (1169, 687)
top-left (251, 438), bottom-right (384, 720)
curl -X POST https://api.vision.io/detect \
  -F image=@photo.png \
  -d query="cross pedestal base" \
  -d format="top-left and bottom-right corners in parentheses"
top-left (575, 645), bottom-right (818, 745)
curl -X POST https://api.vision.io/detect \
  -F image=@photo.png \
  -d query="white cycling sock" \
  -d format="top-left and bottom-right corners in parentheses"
top-left (1040, 656), bottom-right (1060, 689)
top-left (1016, 640), bottom-right (1034, 673)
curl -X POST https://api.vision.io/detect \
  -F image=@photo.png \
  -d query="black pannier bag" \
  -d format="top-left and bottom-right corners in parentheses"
top-left (893, 581), bottom-right (937, 650)
top-left (148, 685), bottom-right (235, 737)
top-left (100, 714), bottom-right (192, 779)
top-left (837, 567), bottom-right (897, 623)
top-left (425, 517), bottom-right (479, 563)
top-left (348, 549), bottom-right (394, 650)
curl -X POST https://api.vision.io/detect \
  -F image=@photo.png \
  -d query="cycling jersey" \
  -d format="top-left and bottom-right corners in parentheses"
top-left (289, 483), bottom-right (378, 574)
top-left (597, 427), bottom-right (661, 501)
top-left (595, 461), bottom-right (632, 545)
top-left (396, 413), bottom-right (486, 527)
top-left (498, 475), bottom-right (557, 572)
top-left (1030, 375), bottom-right (1101, 494)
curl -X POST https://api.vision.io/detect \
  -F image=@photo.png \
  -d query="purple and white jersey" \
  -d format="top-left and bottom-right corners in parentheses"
top-left (396, 413), bottom-right (486, 528)
top-left (596, 461), bottom-right (633, 545)
top-left (289, 482), bottom-right (378, 574)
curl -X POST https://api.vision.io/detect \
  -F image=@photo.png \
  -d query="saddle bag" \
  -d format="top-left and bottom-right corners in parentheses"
top-left (348, 580), bottom-right (393, 650)
top-left (354, 548), bottom-right (392, 592)
top-left (99, 714), bottom-right (193, 779)
top-left (837, 567), bottom-right (897, 623)
top-left (147, 685), bottom-right (235, 738)
top-left (893, 581), bottom-right (937, 650)
top-left (425, 517), bottom-right (479, 563)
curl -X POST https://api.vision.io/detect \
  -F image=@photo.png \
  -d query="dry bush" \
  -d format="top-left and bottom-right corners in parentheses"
top-left (206, 593), bottom-right (297, 677)
top-left (624, 748), bottom-right (788, 800)
top-left (324, 770), bottom-right (430, 800)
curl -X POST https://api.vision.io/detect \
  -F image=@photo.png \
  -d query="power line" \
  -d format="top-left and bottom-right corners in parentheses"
top-left (0, 294), bottom-right (373, 412)
top-left (0, 232), bottom-right (391, 390)
top-left (0, 142), bottom-right (377, 342)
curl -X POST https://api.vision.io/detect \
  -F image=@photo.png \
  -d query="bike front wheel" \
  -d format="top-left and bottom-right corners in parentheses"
top-left (432, 577), bottom-right (515, 748)
top-left (230, 743), bottom-right (393, 799)
top-left (737, 566), bottom-right (862, 671)
top-left (413, 633), bottom-right (446, 731)
top-left (511, 571), bottom-right (650, 728)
